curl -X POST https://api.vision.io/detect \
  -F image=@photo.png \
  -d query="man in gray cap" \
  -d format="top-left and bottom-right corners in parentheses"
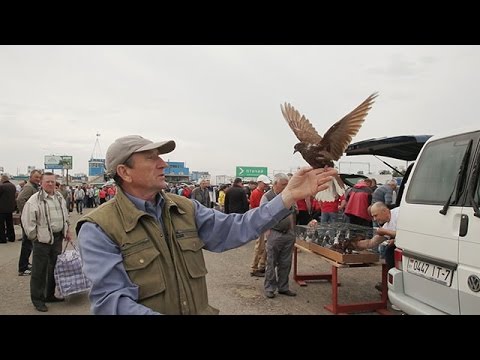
top-left (76, 135), bottom-right (337, 315)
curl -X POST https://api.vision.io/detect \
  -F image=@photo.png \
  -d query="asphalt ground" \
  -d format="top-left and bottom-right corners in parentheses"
top-left (0, 208), bottom-right (399, 315)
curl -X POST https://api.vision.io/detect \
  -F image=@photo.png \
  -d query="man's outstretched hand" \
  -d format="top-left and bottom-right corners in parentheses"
top-left (281, 166), bottom-right (337, 208)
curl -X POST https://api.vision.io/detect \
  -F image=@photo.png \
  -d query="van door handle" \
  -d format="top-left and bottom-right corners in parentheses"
top-left (459, 214), bottom-right (469, 237)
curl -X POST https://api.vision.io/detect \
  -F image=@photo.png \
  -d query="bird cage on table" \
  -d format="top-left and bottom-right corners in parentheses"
top-left (295, 223), bottom-right (379, 264)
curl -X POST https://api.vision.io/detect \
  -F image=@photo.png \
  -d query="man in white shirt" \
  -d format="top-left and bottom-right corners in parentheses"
top-left (353, 201), bottom-right (399, 270)
top-left (352, 201), bottom-right (400, 309)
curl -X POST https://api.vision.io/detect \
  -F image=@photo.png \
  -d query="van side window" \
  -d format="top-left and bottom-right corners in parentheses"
top-left (406, 138), bottom-right (471, 205)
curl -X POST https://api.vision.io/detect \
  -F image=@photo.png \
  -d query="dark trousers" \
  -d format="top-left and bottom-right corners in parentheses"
top-left (296, 210), bottom-right (312, 225)
top-left (385, 244), bottom-right (396, 270)
top-left (30, 233), bottom-right (63, 306)
top-left (18, 227), bottom-right (33, 272)
top-left (0, 212), bottom-right (15, 242)
top-left (311, 210), bottom-right (322, 222)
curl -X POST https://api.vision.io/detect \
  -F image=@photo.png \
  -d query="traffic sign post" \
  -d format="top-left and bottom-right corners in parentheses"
top-left (236, 166), bottom-right (268, 178)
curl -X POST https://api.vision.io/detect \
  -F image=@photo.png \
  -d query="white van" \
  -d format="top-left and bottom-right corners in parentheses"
top-left (347, 130), bottom-right (480, 314)
top-left (386, 127), bottom-right (480, 314)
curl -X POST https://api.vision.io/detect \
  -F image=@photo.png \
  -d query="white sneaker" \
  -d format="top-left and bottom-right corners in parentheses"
top-left (391, 304), bottom-right (401, 311)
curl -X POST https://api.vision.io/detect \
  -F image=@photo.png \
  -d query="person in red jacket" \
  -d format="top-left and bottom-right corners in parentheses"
top-left (99, 187), bottom-right (107, 204)
top-left (344, 179), bottom-right (373, 227)
top-left (181, 184), bottom-right (191, 198)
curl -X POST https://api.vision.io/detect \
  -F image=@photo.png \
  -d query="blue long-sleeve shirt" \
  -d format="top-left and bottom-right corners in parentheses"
top-left (78, 192), bottom-right (291, 315)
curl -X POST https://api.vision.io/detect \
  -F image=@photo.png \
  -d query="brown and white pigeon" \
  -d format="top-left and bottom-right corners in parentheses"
top-left (281, 93), bottom-right (378, 169)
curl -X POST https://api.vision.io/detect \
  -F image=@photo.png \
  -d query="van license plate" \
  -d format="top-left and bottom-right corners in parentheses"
top-left (406, 258), bottom-right (453, 287)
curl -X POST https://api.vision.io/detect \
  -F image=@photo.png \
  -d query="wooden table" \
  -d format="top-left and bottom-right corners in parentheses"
top-left (293, 242), bottom-right (390, 315)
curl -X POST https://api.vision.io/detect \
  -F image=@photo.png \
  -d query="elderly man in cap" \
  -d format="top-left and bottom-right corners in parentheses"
top-left (261, 173), bottom-right (298, 298)
top-left (76, 135), bottom-right (337, 315)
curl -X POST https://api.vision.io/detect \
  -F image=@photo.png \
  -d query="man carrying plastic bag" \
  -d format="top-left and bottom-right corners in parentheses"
top-left (21, 172), bottom-right (72, 312)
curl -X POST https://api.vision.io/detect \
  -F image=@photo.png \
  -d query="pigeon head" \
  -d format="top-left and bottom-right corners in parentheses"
top-left (293, 142), bottom-right (307, 154)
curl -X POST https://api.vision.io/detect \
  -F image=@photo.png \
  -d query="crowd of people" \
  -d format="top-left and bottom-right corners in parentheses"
top-left (160, 172), bottom-right (399, 301)
top-left (1, 134), bottom-right (400, 314)
top-left (0, 170), bottom-right (123, 312)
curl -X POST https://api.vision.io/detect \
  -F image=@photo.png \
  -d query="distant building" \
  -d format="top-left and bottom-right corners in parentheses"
top-left (191, 171), bottom-right (210, 183)
top-left (215, 175), bottom-right (234, 185)
top-left (72, 173), bottom-right (88, 183)
top-left (11, 175), bottom-right (29, 182)
top-left (165, 161), bottom-right (190, 184)
top-left (88, 158), bottom-right (105, 176)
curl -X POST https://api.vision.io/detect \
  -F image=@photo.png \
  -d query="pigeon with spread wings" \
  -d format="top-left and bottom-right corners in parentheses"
top-left (281, 93), bottom-right (378, 169)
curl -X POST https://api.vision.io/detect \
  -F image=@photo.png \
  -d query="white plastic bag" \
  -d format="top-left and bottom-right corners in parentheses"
top-left (54, 243), bottom-right (91, 297)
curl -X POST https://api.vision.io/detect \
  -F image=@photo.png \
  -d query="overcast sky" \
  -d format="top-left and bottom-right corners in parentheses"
top-left (1, 45), bottom-right (479, 180)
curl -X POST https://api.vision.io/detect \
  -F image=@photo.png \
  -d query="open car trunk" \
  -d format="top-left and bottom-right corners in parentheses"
top-left (345, 135), bottom-right (432, 161)
top-left (345, 135), bottom-right (432, 205)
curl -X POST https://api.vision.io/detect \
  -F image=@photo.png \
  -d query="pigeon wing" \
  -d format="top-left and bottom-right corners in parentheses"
top-left (321, 93), bottom-right (378, 160)
top-left (281, 102), bottom-right (323, 144)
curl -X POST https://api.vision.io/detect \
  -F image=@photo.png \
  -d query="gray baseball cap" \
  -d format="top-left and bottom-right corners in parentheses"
top-left (106, 135), bottom-right (176, 176)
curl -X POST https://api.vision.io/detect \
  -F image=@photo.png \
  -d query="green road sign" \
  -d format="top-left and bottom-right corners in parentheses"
top-left (236, 166), bottom-right (267, 178)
